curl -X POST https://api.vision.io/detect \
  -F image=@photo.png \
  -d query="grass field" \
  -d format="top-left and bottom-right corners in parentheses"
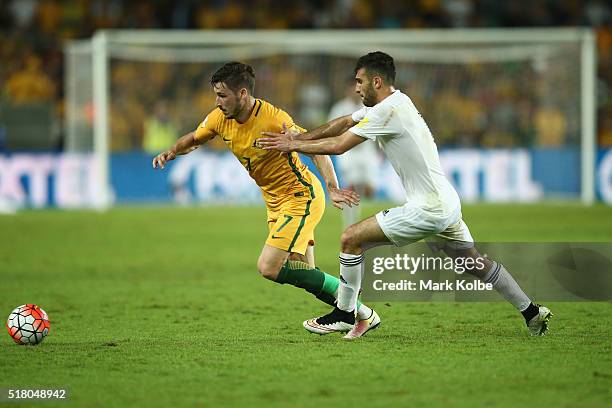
top-left (1, 203), bottom-right (612, 407)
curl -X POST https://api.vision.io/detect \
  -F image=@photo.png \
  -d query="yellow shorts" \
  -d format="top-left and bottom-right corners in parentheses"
top-left (265, 178), bottom-right (325, 255)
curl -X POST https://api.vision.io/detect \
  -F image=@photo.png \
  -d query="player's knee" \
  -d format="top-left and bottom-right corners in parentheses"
top-left (257, 257), bottom-right (280, 281)
top-left (340, 226), bottom-right (361, 253)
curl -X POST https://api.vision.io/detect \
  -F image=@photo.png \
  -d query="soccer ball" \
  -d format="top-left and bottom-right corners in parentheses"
top-left (6, 304), bottom-right (50, 345)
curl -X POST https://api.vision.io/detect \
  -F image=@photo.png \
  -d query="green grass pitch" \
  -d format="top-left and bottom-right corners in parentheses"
top-left (1, 203), bottom-right (611, 407)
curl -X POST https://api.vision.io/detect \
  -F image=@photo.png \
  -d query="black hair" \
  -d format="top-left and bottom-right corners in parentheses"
top-left (210, 62), bottom-right (255, 94)
top-left (354, 51), bottom-right (395, 85)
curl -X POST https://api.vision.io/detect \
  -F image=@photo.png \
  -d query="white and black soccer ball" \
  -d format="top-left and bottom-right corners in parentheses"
top-left (6, 304), bottom-right (50, 345)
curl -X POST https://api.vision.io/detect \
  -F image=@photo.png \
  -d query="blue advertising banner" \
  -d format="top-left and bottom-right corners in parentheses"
top-left (1, 148), bottom-right (611, 209)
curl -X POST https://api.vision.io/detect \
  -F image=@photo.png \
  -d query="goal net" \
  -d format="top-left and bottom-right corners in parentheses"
top-left (65, 29), bottom-right (596, 206)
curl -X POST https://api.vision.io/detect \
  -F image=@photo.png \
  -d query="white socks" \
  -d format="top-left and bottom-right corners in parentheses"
top-left (356, 302), bottom-right (372, 320)
top-left (337, 252), bottom-right (364, 312)
top-left (335, 253), bottom-right (531, 317)
top-left (332, 288), bottom-right (372, 320)
top-left (483, 261), bottom-right (531, 311)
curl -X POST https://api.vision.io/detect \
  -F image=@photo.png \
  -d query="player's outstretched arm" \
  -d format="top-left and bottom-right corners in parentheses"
top-left (259, 129), bottom-right (365, 156)
top-left (152, 131), bottom-right (202, 169)
top-left (299, 115), bottom-right (356, 141)
top-left (309, 154), bottom-right (360, 209)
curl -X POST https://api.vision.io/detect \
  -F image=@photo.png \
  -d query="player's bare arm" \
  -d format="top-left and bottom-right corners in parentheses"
top-left (308, 154), bottom-right (360, 209)
top-left (259, 130), bottom-right (365, 156)
top-left (259, 115), bottom-right (355, 147)
top-left (298, 114), bottom-right (357, 141)
top-left (152, 131), bottom-right (209, 169)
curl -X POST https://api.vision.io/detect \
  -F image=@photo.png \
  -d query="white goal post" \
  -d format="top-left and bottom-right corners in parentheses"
top-left (65, 28), bottom-right (597, 206)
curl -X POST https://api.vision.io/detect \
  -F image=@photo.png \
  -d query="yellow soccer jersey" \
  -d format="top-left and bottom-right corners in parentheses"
top-left (194, 99), bottom-right (317, 211)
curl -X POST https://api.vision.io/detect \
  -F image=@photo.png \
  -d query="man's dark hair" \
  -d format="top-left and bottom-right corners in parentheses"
top-left (210, 62), bottom-right (255, 94)
top-left (355, 51), bottom-right (395, 85)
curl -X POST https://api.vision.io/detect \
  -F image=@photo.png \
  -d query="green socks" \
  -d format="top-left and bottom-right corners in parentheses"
top-left (276, 260), bottom-right (336, 306)
top-left (276, 260), bottom-right (364, 310)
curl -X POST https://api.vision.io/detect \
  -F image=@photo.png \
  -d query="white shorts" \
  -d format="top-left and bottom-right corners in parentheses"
top-left (375, 203), bottom-right (474, 249)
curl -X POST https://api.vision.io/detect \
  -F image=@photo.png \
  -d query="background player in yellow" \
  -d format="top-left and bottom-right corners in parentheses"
top-left (152, 62), bottom-right (380, 331)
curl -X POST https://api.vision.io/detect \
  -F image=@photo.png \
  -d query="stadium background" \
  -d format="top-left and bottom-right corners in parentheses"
top-left (1, 2), bottom-right (612, 408)
top-left (0, 0), bottom-right (611, 207)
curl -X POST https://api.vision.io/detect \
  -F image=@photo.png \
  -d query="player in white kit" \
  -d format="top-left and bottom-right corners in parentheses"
top-left (260, 52), bottom-right (552, 339)
top-left (328, 78), bottom-right (379, 228)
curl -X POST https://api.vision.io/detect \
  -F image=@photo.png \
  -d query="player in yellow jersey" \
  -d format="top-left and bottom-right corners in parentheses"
top-left (152, 62), bottom-right (380, 332)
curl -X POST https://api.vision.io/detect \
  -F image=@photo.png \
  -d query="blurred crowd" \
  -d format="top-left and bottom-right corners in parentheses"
top-left (0, 0), bottom-right (611, 151)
